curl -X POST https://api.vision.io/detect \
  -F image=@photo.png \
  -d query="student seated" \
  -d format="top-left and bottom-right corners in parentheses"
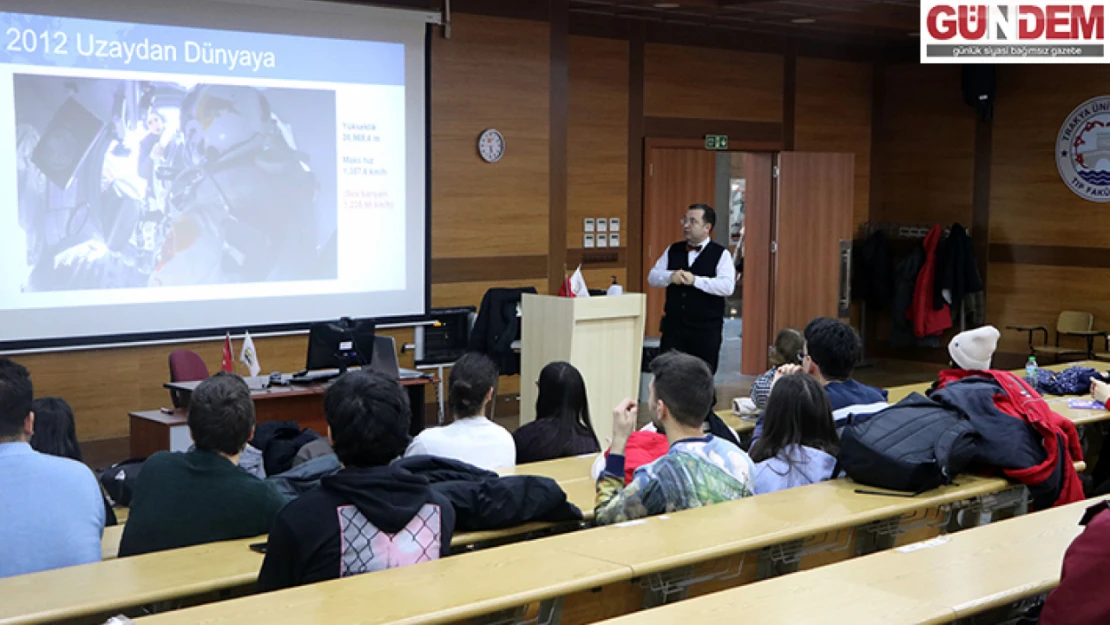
top-left (749, 373), bottom-right (840, 494)
top-left (259, 371), bottom-right (455, 591)
top-left (1038, 500), bottom-right (1110, 625)
top-left (749, 327), bottom-right (803, 409)
top-left (405, 352), bottom-right (515, 470)
top-left (119, 372), bottom-right (287, 557)
top-left (801, 317), bottom-right (887, 427)
top-left (594, 352), bottom-right (755, 524)
top-left (30, 397), bottom-right (117, 526)
top-left (513, 361), bottom-right (601, 464)
top-left (0, 359), bottom-right (105, 578)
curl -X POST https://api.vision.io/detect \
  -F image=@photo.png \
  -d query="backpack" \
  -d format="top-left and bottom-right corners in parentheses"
top-left (1035, 366), bottom-right (1104, 396)
top-left (99, 458), bottom-right (146, 506)
top-left (836, 393), bottom-right (979, 493)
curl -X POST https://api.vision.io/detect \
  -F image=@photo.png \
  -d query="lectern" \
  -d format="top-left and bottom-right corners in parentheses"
top-left (519, 293), bottom-right (647, 446)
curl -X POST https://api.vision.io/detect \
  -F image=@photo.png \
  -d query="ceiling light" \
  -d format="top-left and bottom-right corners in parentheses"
top-left (653, 3), bottom-right (680, 7)
top-left (791, 17), bottom-right (816, 24)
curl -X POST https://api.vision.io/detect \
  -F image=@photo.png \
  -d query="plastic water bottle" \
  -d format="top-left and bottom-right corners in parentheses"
top-left (1025, 356), bottom-right (1039, 389)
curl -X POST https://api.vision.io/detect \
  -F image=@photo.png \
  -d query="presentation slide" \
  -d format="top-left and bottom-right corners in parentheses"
top-left (0, 0), bottom-right (430, 348)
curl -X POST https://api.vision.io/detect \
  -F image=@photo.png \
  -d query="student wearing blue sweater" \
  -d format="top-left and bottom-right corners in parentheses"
top-left (751, 318), bottom-right (887, 444)
top-left (749, 373), bottom-right (840, 494)
top-left (0, 359), bottom-right (105, 578)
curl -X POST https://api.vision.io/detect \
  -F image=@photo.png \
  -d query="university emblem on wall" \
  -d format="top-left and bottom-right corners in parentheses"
top-left (1058, 96), bottom-right (1110, 202)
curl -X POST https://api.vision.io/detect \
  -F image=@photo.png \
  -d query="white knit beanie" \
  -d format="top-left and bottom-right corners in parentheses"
top-left (948, 325), bottom-right (1001, 371)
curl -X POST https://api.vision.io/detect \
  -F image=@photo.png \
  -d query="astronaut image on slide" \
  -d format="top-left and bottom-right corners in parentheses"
top-left (13, 74), bottom-right (339, 292)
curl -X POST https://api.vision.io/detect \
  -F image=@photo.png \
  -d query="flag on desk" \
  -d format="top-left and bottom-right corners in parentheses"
top-left (557, 274), bottom-right (575, 298)
top-left (221, 333), bottom-right (234, 373)
top-left (240, 331), bottom-right (261, 377)
top-left (569, 265), bottom-right (591, 298)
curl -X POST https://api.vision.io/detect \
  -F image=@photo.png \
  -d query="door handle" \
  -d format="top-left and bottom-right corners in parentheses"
top-left (838, 240), bottom-right (852, 318)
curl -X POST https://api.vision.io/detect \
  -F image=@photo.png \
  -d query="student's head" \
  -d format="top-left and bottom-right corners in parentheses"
top-left (769, 328), bottom-right (804, 368)
top-left (748, 373), bottom-right (838, 464)
top-left (649, 352), bottom-right (715, 430)
top-left (146, 110), bottom-right (165, 134)
top-left (324, 370), bottom-right (410, 468)
top-left (682, 203), bottom-right (716, 245)
top-left (803, 317), bottom-right (861, 382)
top-left (448, 352), bottom-right (498, 418)
top-left (29, 397), bottom-right (82, 462)
top-left (0, 358), bottom-right (33, 443)
top-left (948, 325), bottom-right (1001, 371)
top-left (536, 361), bottom-right (595, 435)
top-left (187, 371), bottom-right (255, 456)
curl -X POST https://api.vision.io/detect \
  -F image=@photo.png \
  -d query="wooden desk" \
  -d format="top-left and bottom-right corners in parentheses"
top-left (132, 376), bottom-right (436, 458)
top-left (595, 497), bottom-right (1100, 625)
top-left (132, 533), bottom-right (633, 625)
top-left (716, 410), bottom-right (757, 435)
top-left (496, 454), bottom-right (598, 481)
top-left (555, 474), bottom-right (1010, 577)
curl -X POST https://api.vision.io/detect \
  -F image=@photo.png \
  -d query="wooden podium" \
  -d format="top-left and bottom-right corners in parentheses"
top-left (519, 293), bottom-right (646, 446)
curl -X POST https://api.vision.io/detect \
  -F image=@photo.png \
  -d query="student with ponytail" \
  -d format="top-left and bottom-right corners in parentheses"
top-left (404, 352), bottom-right (515, 470)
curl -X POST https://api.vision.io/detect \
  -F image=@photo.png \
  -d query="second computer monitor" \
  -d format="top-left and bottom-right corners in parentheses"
top-left (305, 318), bottom-right (376, 373)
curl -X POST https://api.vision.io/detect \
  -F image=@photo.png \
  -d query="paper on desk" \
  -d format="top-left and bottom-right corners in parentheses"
top-left (895, 535), bottom-right (951, 553)
top-left (732, 397), bottom-right (758, 416)
top-left (1069, 399), bottom-right (1106, 410)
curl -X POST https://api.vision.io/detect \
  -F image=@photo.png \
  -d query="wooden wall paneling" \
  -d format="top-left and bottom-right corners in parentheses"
top-left (431, 279), bottom-right (549, 310)
top-left (772, 153), bottom-right (856, 333)
top-left (549, 0), bottom-right (570, 293)
top-left (987, 263), bottom-right (1110, 356)
top-left (626, 23), bottom-right (646, 297)
top-left (740, 153), bottom-right (775, 375)
top-left (643, 44), bottom-right (784, 122)
top-left (872, 64), bottom-right (974, 227)
top-left (783, 55), bottom-right (796, 151)
top-left (567, 36), bottom-right (630, 250)
top-left (642, 146), bottom-right (717, 335)
top-left (988, 65), bottom-right (1110, 248)
top-left (430, 14), bottom-right (551, 259)
top-left (794, 57), bottom-right (873, 229)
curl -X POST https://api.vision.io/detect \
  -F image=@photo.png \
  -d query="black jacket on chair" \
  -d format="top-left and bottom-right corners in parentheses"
top-left (395, 455), bottom-right (583, 531)
top-left (467, 287), bottom-right (537, 376)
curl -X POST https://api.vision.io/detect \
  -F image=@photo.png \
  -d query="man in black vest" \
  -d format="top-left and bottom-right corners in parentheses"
top-left (648, 204), bottom-right (735, 373)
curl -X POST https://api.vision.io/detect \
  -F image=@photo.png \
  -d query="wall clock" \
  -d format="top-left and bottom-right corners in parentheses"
top-left (478, 128), bottom-right (504, 163)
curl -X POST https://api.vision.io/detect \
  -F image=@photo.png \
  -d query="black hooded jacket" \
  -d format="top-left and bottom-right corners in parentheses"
top-left (258, 464), bottom-right (455, 592)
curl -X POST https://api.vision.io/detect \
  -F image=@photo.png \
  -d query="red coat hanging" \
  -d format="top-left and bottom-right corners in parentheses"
top-left (908, 225), bottom-right (952, 337)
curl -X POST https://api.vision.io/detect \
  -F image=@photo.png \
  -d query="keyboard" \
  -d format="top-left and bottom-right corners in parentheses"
top-left (289, 370), bottom-right (340, 385)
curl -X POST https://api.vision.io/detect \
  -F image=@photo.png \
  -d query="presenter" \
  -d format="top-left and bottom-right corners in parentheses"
top-left (647, 203), bottom-right (735, 373)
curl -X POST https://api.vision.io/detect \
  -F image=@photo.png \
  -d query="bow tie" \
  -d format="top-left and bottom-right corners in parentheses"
top-left (686, 243), bottom-right (704, 253)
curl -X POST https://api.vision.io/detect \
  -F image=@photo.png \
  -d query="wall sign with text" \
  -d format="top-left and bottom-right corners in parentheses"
top-left (1058, 96), bottom-right (1110, 202)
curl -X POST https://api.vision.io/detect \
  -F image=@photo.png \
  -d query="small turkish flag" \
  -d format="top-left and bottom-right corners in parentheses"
top-left (221, 333), bottom-right (234, 373)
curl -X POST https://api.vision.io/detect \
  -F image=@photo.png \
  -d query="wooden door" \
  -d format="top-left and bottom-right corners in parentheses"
top-left (771, 152), bottom-right (855, 334)
top-left (740, 153), bottom-right (775, 375)
top-left (642, 148), bottom-right (716, 335)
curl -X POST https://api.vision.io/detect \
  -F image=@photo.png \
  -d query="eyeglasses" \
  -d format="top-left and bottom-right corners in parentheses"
top-left (797, 351), bottom-right (809, 364)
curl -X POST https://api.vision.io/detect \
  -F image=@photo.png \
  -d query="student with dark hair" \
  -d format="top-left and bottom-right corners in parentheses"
top-left (647, 203), bottom-right (736, 373)
top-left (513, 362), bottom-right (600, 464)
top-left (30, 397), bottom-right (118, 526)
top-left (801, 317), bottom-right (887, 428)
top-left (595, 352), bottom-right (754, 524)
top-left (0, 359), bottom-right (105, 578)
top-left (259, 371), bottom-right (454, 591)
top-left (749, 373), bottom-right (840, 494)
top-left (405, 352), bottom-right (515, 470)
top-left (749, 328), bottom-right (804, 409)
top-left (119, 371), bottom-right (287, 557)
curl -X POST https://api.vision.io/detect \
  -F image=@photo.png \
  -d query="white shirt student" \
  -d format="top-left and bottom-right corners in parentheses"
top-left (403, 352), bottom-right (516, 471)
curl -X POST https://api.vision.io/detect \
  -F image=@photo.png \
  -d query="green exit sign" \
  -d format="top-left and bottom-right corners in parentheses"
top-left (705, 135), bottom-right (729, 150)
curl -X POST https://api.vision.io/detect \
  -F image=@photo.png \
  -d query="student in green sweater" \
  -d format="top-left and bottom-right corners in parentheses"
top-left (119, 372), bottom-right (287, 557)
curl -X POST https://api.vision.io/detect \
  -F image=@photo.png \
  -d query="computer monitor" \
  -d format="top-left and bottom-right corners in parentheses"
top-left (304, 318), bottom-right (376, 374)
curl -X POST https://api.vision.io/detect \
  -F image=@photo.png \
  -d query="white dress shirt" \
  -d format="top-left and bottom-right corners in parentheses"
top-left (647, 239), bottom-right (736, 297)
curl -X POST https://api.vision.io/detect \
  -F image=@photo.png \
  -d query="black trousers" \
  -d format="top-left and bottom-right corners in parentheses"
top-left (659, 321), bottom-right (723, 374)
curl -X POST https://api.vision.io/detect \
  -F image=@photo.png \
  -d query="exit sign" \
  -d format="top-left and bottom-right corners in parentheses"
top-left (705, 135), bottom-right (729, 150)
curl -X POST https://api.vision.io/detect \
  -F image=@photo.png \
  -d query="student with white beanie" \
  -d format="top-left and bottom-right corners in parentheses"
top-left (948, 325), bottom-right (1001, 371)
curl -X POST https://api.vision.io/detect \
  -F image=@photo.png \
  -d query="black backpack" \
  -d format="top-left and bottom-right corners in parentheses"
top-left (836, 393), bottom-right (979, 493)
top-left (99, 458), bottom-right (146, 506)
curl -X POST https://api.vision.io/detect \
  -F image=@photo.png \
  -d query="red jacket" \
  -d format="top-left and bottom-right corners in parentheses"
top-left (604, 431), bottom-right (669, 484)
top-left (935, 369), bottom-right (1085, 508)
top-left (1040, 502), bottom-right (1110, 625)
top-left (908, 225), bottom-right (952, 337)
